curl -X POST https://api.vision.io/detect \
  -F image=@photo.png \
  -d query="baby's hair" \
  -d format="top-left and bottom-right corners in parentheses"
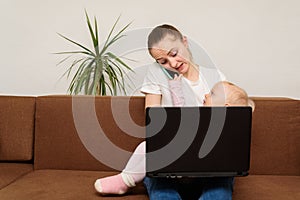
top-left (148, 24), bottom-right (183, 53)
top-left (222, 81), bottom-right (255, 110)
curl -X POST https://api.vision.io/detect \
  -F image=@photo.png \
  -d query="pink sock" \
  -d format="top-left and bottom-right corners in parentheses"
top-left (94, 174), bottom-right (130, 195)
top-left (94, 142), bottom-right (145, 195)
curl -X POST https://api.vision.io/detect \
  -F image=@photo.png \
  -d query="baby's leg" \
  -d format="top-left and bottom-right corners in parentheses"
top-left (122, 141), bottom-right (146, 183)
top-left (94, 141), bottom-right (146, 195)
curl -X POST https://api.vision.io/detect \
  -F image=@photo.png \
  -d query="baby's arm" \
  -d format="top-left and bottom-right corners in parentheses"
top-left (168, 74), bottom-right (185, 106)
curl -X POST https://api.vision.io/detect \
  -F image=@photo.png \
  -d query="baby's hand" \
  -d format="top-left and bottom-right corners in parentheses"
top-left (173, 74), bottom-right (183, 81)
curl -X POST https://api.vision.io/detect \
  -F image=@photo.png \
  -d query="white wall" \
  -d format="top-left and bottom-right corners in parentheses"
top-left (0, 0), bottom-right (299, 98)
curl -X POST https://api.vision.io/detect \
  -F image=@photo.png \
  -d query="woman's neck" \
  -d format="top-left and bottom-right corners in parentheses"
top-left (183, 63), bottom-right (199, 82)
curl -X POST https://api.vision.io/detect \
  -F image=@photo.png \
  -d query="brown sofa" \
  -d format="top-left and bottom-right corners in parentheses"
top-left (0, 95), bottom-right (299, 200)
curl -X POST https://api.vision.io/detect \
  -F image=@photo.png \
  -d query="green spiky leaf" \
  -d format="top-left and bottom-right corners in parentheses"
top-left (56, 11), bottom-right (134, 96)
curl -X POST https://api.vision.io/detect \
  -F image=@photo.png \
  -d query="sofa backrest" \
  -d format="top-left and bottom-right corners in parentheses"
top-left (250, 97), bottom-right (300, 176)
top-left (0, 96), bottom-right (35, 161)
top-left (28, 95), bottom-right (300, 176)
top-left (34, 96), bottom-right (145, 171)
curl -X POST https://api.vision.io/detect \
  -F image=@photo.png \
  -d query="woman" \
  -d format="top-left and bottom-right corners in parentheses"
top-left (95, 24), bottom-right (232, 200)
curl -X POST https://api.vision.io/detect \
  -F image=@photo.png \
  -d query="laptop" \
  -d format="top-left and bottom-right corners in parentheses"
top-left (145, 106), bottom-right (252, 178)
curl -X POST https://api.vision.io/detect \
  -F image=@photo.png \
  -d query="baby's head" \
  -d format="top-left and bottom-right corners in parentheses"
top-left (203, 81), bottom-right (255, 110)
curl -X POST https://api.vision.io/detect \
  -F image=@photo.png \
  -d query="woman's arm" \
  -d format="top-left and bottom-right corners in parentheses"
top-left (145, 93), bottom-right (162, 108)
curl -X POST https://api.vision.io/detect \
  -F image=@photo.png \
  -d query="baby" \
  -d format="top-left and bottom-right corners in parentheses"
top-left (94, 81), bottom-right (254, 195)
top-left (203, 81), bottom-right (255, 108)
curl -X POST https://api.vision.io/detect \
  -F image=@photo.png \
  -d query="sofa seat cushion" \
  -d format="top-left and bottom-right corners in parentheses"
top-left (1, 171), bottom-right (300, 200)
top-left (0, 163), bottom-right (33, 189)
top-left (233, 175), bottom-right (300, 200)
top-left (0, 170), bottom-right (148, 200)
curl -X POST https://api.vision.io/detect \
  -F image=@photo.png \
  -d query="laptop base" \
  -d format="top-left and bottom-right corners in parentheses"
top-left (147, 171), bottom-right (249, 178)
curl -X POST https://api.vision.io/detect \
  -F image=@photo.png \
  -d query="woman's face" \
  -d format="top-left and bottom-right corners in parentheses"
top-left (150, 34), bottom-right (192, 75)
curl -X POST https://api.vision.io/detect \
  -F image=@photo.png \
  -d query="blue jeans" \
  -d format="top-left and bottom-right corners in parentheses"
top-left (144, 177), bottom-right (234, 200)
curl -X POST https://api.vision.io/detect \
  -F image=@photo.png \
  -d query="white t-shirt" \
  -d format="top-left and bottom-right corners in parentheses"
top-left (140, 62), bottom-right (226, 106)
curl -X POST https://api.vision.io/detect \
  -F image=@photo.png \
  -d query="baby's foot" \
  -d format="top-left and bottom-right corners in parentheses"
top-left (94, 174), bottom-right (129, 195)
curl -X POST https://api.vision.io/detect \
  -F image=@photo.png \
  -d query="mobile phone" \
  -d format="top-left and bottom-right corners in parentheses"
top-left (161, 67), bottom-right (179, 79)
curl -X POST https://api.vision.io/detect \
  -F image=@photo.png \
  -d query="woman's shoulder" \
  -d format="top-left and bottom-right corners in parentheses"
top-left (199, 66), bottom-right (226, 89)
top-left (199, 66), bottom-right (225, 79)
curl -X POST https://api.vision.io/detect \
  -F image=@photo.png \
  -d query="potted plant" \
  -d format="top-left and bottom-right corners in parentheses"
top-left (57, 11), bottom-right (133, 95)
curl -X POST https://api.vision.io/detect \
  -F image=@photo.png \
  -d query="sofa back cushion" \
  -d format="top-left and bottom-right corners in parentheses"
top-left (34, 96), bottom-right (300, 175)
top-left (34, 96), bottom-right (145, 171)
top-left (0, 96), bottom-right (35, 161)
top-left (249, 97), bottom-right (300, 175)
